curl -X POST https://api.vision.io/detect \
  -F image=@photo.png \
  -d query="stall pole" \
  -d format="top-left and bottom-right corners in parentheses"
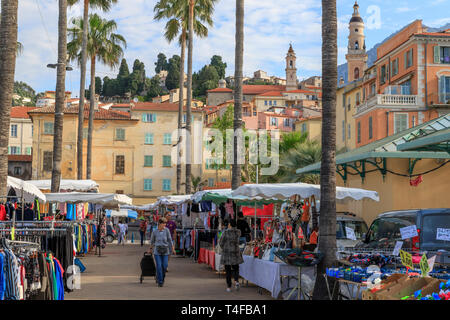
top-left (254, 201), bottom-right (257, 240)
top-left (21, 188), bottom-right (24, 221)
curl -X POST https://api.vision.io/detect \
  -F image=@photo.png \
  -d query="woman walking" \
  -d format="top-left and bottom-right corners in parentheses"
top-left (219, 219), bottom-right (244, 292)
top-left (148, 217), bottom-right (175, 287)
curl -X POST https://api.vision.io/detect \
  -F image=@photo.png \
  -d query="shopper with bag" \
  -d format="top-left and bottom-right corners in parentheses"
top-left (219, 219), bottom-right (244, 292)
top-left (148, 217), bottom-right (176, 287)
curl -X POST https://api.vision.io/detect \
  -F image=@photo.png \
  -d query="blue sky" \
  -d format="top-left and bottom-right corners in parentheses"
top-left (15, 0), bottom-right (450, 97)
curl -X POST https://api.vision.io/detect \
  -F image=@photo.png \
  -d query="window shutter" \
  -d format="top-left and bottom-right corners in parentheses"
top-left (404, 51), bottom-right (408, 69)
top-left (410, 49), bottom-right (413, 67)
top-left (434, 46), bottom-right (440, 63)
top-left (153, 113), bottom-right (157, 122)
top-left (8, 147), bottom-right (11, 154)
top-left (439, 76), bottom-right (446, 103)
top-left (390, 61), bottom-right (393, 78)
top-left (142, 113), bottom-right (147, 122)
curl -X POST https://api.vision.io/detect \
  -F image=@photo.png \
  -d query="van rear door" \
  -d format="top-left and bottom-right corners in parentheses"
top-left (420, 210), bottom-right (450, 251)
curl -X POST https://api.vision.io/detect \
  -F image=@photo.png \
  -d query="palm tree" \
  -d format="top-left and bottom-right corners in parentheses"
top-left (154, 0), bottom-right (215, 195)
top-left (277, 140), bottom-right (321, 184)
top-left (0, 0), bottom-right (18, 196)
top-left (51, 0), bottom-right (68, 193)
top-left (67, 14), bottom-right (126, 179)
top-left (0, 16), bottom-right (22, 55)
top-left (182, 174), bottom-right (207, 192)
top-left (232, 0), bottom-right (244, 190)
top-left (312, 0), bottom-right (338, 300)
top-left (67, 0), bottom-right (118, 180)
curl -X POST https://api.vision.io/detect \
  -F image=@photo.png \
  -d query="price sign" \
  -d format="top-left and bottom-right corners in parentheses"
top-left (345, 227), bottom-right (357, 240)
top-left (400, 225), bottom-right (418, 240)
top-left (419, 254), bottom-right (430, 277)
top-left (392, 241), bottom-right (403, 256)
top-left (436, 228), bottom-right (450, 241)
top-left (399, 250), bottom-right (413, 269)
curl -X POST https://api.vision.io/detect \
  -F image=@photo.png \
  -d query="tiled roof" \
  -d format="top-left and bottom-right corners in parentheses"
top-left (8, 155), bottom-right (32, 162)
top-left (284, 89), bottom-right (318, 94)
top-left (28, 104), bottom-right (135, 120)
top-left (11, 106), bottom-right (38, 119)
top-left (257, 91), bottom-right (284, 97)
top-left (296, 115), bottom-right (323, 122)
top-left (131, 102), bottom-right (203, 112)
top-left (111, 103), bottom-right (131, 108)
top-left (243, 85), bottom-right (285, 95)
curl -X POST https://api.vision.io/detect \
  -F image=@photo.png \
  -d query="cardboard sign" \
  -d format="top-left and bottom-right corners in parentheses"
top-left (427, 255), bottom-right (436, 273)
top-left (399, 250), bottom-right (413, 269)
top-left (392, 241), bottom-right (403, 256)
top-left (436, 228), bottom-right (450, 241)
top-left (399, 225), bottom-right (418, 240)
top-left (345, 227), bottom-right (357, 240)
top-left (419, 254), bottom-right (430, 277)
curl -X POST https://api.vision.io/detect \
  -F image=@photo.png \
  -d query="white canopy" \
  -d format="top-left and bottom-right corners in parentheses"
top-left (106, 209), bottom-right (138, 219)
top-left (121, 203), bottom-right (158, 211)
top-left (7, 176), bottom-right (46, 203)
top-left (157, 195), bottom-right (193, 205)
top-left (231, 183), bottom-right (380, 203)
top-left (26, 179), bottom-right (99, 192)
top-left (44, 192), bottom-right (132, 208)
top-left (191, 189), bottom-right (231, 203)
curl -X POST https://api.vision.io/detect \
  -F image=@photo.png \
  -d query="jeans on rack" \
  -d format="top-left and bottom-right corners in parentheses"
top-left (154, 254), bottom-right (169, 285)
top-left (225, 264), bottom-right (240, 288)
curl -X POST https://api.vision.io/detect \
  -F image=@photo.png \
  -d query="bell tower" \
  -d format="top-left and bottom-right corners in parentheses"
top-left (346, 1), bottom-right (368, 82)
top-left (285, 44), bottom-right (298, 91)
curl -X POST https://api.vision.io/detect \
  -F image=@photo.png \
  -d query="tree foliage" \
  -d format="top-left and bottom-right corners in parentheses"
top-left (210, 55), bottom-right (227, 79)
top-left (165, 54), bottom-right (181, 91)
top-left (155, 52), bottom-right (169, 73)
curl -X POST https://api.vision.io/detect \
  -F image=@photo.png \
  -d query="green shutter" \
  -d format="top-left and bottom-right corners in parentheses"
top-left (153, 113), bottom-right (157, 122)
top-left (439, 76), bottom-right (446, 103)
top-left (142, 113), bottom-right (147, 122)
top-left (434, 46), bottom-right (440, 63)
top-left (8, 147), bottom-right (11, 154)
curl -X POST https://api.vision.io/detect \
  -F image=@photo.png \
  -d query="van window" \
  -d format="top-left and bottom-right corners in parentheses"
top-left (421, 214), bottom-right (450, 248)
top-left (366, 216), bottom-right (416, 244)
top-left (337, 220), bottom-right (368, 240)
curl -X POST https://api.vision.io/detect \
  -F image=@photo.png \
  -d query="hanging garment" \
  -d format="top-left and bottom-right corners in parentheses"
top-left (0, 204), bottom-right (6, 221)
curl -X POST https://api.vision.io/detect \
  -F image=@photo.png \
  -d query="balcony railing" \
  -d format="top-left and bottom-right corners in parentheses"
top-left (357, 94), bottom-right (418, 114)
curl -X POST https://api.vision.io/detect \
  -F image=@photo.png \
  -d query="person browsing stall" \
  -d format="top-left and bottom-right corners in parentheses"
top-left (219, 219), bottom-right (244, 292)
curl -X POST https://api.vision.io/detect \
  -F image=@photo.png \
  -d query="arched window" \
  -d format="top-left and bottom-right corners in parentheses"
top-left (290, 60), bottom-right (293, 67)
top-left (354, 67), bottom-right (360, 80)
top-left (355, 41), bottom-right (359, 50)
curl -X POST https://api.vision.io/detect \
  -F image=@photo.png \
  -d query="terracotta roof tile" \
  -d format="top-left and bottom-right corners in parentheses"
top-left (11, 106), bottom-right (38, 119)
top-left (257, 91), bottom-right (284, 97)
top-left (207, 88), bottom-right (233, 93)
top-left (131, 102), bottom-right (203, 112)
top-left (28, 104), bottom-right (134, 120)
top-left (243, 85), bottom-right (285, 95)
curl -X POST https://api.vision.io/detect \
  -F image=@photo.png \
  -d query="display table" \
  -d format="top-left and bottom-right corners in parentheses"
top-left (239, 255), bottom-right (300, 298)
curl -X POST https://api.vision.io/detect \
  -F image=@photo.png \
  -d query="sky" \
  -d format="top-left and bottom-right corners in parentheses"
top-left (15, 0), bottom-right (450, 97)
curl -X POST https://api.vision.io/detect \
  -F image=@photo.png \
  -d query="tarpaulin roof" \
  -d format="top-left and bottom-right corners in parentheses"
top-left (26, 179), bottom-right (99, 192)
top-left (7, 176), bottom-right (46, 203)
top-left (231, 183), bottom-right (380, 203)
top-left (157, 195), bottom-right (193, 205)
top-left (44, 192), bottom-right (132, 208)
top-left (106, 209), bottom-right (138, 219)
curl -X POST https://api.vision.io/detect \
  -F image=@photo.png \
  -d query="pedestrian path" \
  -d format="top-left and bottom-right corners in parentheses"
top-left (66, 244), bottom-right (273, 300)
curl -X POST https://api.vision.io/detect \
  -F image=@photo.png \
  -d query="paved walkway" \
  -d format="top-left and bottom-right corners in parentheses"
top-left (66, 244), bottom-right (274, 300)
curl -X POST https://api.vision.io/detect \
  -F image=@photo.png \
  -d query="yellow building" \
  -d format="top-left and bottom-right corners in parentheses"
top-left (295, 116), bottom-right (322, 143)
top-left (336, 79), bottom-right (363, 152)
top-left (297, 114), bottom-right (450, 225)
top-left (29, 102), bottom-right (204, 205)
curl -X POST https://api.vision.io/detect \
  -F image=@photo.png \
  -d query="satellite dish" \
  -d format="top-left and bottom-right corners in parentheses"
top-left (133, 98), bottom-right (138, 103)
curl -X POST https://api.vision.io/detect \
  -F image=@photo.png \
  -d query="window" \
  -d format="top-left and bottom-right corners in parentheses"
top-left (440, 47), bottom-right (450, 64)
top-left (205, 158), bottom-right (216, 170)
top-left (116, 190), bottom-right (124, 194)
top-left (284, 118), bottom-right (291, 127)
top-left (144, 179), bottom-right (152, 191)
top-left (145, 133), bottom-right (154, 145)
top-left (356, 92), bottom-right (360, 105)
top-left (31, 125), bottom-right (33, 137)
top-left (115, 128), bottom-right (125, 141)
top-left (163, 133), bottom-right (172, 145)
top-left (354, 67), bottom-right (359, 80)
top-left (142, 113), bottom-right (156, 122)
top-left (9, 146), bottom-right (20, 155)
top-left (264, 100), bottom-right (268, 106)
top-left (412, 116), bottom-right (416, 127)
top-left (43, 151), bottom-right (53, 171)
top-left (301, 123), bottom-right (307, 133)
top-left (347, 97), bottom-right (351, 111)
top-left (394, 113), bottom-right (408, 133)
top-left (380, 65), bottom-right (386, 84)
top-left (439, 76), bottom-right (450, 103)
top-left (271, 117), bottom-right (278, 126)
top-left (44, 122), bottom-right (54, 134)
top-left (355, 41), bottom-right (359, 50)
top-left (10, 124), bottom-right (17, 137)
top-left (357, 122), bottom-right (361, 143)
top-left (208, 178), bottom-right (215, 187)
top-left (182, 114), bottom-right (194, 124)
top-left (25, 147), bottom-right (32, 155)
top-left (221, 178), bottom-right (227, 182)
top-left (13, 167), bottom-right (22, 175)
top-left (144, 155), bottom-right (153, 167)
top-left (370, 83), bottom-right (376, 96)
top-left (391, 58), bottom-right (399, 76)
top-left (369, 117), bottom-right (373, 139)
top-left (405, 49), bottom-right (414, 68)
top-left (115, 155), bottom-right (125, 174)
top-left (162, 155), bottom-right (171, 167)
top-left (348, 124), bottom-right (351, 140)
top-left (342, 121), bottom-right (345, 142)
top-left (162, 179), bottom-right (171, 191)
top-left (269, 101), bottom-right (272, 106)
top-left (274, 100), bottom-right (277, 106)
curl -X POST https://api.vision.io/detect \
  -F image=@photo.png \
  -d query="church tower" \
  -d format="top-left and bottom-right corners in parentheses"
top-left (346, 1), bottom-right (368, 82)
top-left (285, 44), bottom-right (298, 91)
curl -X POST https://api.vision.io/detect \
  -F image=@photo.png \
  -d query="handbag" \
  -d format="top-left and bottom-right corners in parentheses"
top-left (156, 245), bottom-right (166, 255)
top-left (273, 240), bottom-right (287, 263)
top-left (262, 244), bottom-right (273, 261)
top-left (243, 243), bottom-right (253, 256)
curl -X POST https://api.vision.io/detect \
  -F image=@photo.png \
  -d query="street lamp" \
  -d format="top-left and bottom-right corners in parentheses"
top-left (47, 62), bottom-right (73, 71)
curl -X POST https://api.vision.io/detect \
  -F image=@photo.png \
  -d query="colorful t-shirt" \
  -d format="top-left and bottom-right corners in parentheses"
top-left (166, 220), bottom-right (177, 236)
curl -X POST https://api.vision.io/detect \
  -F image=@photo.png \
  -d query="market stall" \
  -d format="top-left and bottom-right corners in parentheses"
top-left (26, 179), bottom-right (99, 192)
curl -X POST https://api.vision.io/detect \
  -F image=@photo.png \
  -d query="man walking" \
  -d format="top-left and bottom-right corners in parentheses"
top-left (139, 218), bottom-right (148, 246)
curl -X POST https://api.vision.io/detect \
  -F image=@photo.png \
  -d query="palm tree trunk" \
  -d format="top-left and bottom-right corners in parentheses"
top-left (86, 55), bottom-right (96, 179)
top-left (312, 0), bottom-right (338, 300)
top-left (232, 0), bottom-right (244, 190)
top-left (177, 28), bottom-right (186, 195)
top-left (185, 0), bottom-right (195, 195)
top-left (0, 0), bottom-right (18, 195)
top-left (51, 0), bottom-right (68, 193)
top-left (77, 0), bottom-right (89, 180)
